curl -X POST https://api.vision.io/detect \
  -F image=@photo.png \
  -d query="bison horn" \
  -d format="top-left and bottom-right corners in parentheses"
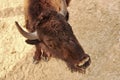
top-left (15, 21), bottom-right (39, 40)
top-left (60, 0), bottom-right (67, 17)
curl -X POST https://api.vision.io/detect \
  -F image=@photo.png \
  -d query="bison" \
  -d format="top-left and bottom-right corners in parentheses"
top-left (15, 0), bottom-right (91, 73)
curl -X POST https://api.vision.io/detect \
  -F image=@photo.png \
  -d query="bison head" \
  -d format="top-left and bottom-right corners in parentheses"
top-left (15, 0), bottom-right (91, 73)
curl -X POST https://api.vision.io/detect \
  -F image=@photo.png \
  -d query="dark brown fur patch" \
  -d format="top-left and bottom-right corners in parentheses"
top-left (22, 0), bottom-right (91, 72)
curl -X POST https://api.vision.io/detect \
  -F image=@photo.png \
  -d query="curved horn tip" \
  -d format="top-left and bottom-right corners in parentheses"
top-left (60, 0), bottom-right (68, 17)
top-left (15, 21), bottom-right (38, 40)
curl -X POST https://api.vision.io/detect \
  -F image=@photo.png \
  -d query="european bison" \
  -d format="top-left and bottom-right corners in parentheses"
top-left (15, 0), bottom-right (91, 73)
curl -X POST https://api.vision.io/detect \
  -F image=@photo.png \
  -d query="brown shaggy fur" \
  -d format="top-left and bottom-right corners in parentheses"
top-left (21, 0), bottom-right (91, 72)
top-left (24, 0), bottom-right (71, 62)
top-left (25, 9), bottom-right (91, 72)
top-left (24, 0), bottom-right (71, 32)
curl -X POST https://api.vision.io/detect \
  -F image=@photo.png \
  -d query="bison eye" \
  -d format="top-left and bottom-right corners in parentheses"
top-left (49, 44), bottom-right (53, 48)
top-left (46, 40), bottom-right (55, 49)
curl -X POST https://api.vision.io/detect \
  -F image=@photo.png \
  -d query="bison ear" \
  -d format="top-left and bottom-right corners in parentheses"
top-left (25, 39), bottom-right (41, 45)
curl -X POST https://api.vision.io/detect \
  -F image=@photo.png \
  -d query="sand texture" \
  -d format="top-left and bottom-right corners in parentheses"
top-left (0, 0), bottom-right (120, 80)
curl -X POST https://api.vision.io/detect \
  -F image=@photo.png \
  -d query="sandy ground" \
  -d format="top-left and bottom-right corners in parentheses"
top-left (0, 0), bottom-right (120, 80)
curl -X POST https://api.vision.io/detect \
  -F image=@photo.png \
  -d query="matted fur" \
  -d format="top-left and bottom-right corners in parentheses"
top-left (24, 0), bottom-right (71, 32)
top-left (16, 0), bottom-right (91, 73)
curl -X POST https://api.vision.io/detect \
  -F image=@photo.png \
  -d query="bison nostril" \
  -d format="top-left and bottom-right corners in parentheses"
top-left (78, 57), bottom-right (91, 69)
